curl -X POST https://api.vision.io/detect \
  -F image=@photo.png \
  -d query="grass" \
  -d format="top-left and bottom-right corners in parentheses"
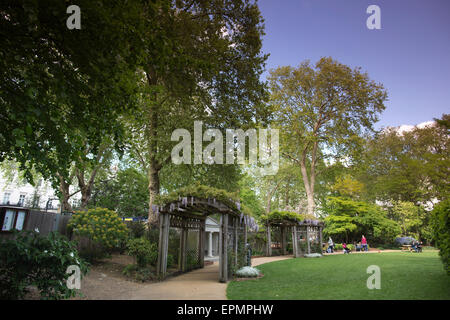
top-left (227, 251), bottom-right (450, 300)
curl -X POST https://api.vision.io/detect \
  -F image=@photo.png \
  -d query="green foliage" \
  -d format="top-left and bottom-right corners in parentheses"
top-left (334, 243), bottom-right (355, 251)
top-left (125, 238), bottom-right (158, 267)
top-left (122, 264), bottom-right (155, 282)
top-left (358, 115), bottom-right (449, 204)
top-left (90, 168), bottom-right (149, 217)
top-left (0, 0), bottom-right (146, 183)
top-left (167, 254), bottom-right (175, 268)
top-left (260, 210), bottom-right (318, 224)
top-left (155, 183), bottom-right (250, 215)
top-left (269, 57), bottom-right (387, 216)
top-left (126, 221), bottom-right (147, 239)
top-left (330, 175), bottom-right (365, 199)
top-left (239, 173), bottom-right (265, 217)
top-left (324, 196), bottom-right (401, 244)
top-left (0, 231), bottom-right (88, 300)
top-left (68, 208), bottom-right (129, 250)
top-left (431, 200), bottom-right (450, 275)
top-left (388, 201), bottom-right (432, 242)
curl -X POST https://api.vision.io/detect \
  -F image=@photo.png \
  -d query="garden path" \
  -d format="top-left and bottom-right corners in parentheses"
top-left (126, 255), bottom-right (292, 300)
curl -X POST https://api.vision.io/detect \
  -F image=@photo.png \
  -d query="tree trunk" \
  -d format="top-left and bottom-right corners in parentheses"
top-left (58, 176), bottom-right (72, 212)
top-left (76, 167), bottom-right (100, 210)
top-left (299, 160), bottom-right (316, 217)
top-left (147, 162), bottom-right (160, 224)
top-left (145, 67), bottom-right (161, 225)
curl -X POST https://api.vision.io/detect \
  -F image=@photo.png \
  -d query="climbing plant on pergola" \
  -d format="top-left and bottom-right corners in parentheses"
top-left (152, 184), bottom-right (258, 282)
top-left (262, 211), bottom-right (324, 257)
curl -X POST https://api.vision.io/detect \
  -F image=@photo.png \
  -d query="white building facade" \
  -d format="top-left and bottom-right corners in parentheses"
top-left (0, 172), bottom-right (81, 213)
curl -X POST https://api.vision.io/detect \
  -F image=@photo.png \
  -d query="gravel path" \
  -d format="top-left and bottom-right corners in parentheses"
top-left (76, 255), bottom-right (293, 300)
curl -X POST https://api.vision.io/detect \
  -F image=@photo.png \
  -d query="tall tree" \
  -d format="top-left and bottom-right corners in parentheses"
top-left (0, 0), bottom-right (147, 184)
top-left (130, 0), bottom-right (269, 223)
top-left (269, 57), bottom-right (387, 216)
top-left (358, 114), bottom-right (450, 205)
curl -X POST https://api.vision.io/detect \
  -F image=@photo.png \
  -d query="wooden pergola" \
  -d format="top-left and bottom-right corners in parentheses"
top-left (153, 195), bottom-right (255, 282)
top-left (264, 212), bottom-right (324, 257)
top-left (292, 220), bottom-right (324, 257)
top-left (265, 218), bottom-right (297, 256)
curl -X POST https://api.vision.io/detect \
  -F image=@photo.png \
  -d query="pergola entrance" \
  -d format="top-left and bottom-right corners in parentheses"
top-left (265, 220), bottom-right (296, 256)
top-left (264, 211), bottom-right (324, 257)
top-left (292, 220), bottom-right (324, 257)
top-left (153, 195), bottom-right (254, 282)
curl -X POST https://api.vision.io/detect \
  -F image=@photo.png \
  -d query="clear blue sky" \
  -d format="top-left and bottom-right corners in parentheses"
top-left (258, 0), bottom-right (450, 129)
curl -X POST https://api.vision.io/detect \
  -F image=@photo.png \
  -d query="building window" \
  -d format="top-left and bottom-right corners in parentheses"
top-left (1, 209), bottom-right (27, 232)
top-left (18, 194), bottom-right (26, 206)
top-left (2, 192), bottom-right (11, 205)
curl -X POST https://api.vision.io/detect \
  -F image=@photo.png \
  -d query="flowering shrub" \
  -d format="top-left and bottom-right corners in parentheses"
top-left (0, 230), bottom-right (88, 300)
top-left (235, 266), bottom-right (260, 278)
top-left (68, 207), bottom-right (128, 250)
top-left (304, 253), bottom-right (322, 258)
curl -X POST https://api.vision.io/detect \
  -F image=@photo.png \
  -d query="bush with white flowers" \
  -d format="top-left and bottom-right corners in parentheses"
top-left (304, 253), bottom-right (322, 258)
top-left (235, 266), bottom-right (261, 278)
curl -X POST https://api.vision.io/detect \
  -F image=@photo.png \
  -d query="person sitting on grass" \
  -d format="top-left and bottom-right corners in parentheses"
top-left (342, 242), bottom-right (351, 254)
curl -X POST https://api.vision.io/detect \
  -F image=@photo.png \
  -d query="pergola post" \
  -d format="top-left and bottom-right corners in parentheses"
top-left (292, 226), bottom-right (298, 258)
top-left (234, 217), bottom-right (238, 267)
top-left (244, 219), bottom-right (249, 266)
top-left (219, 213), bottom-right (228, 283)
top-left (199, 219), bottom-right (205, 268)
top-left (266, 224), bottom-right (272, 256)
top-left (281, 226), bottom-right (287, 255)
top-left (179, 226), bottom-right (187, 272)
top-left (306, 225), bottom-right (311, 255)
top-left (157, 213), bottom-right (170, 277)
top-left (319, 226), bottom-right (323, 254)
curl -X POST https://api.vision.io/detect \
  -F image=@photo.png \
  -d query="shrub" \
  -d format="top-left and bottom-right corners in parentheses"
top-left (0, 230), bottom-right (88, 300)
top-left (126, 238), bottom-right (158, 267)
top-left (126, 221), bottom-right (146, 239)
top-left (334, 243), bottom-right (354, 251)
top-left (431, 200), bottom-right (449, 275)
top-left (68, 207), bottom-right (129, 251)
top-left (236, 266), bottom-right (260, 278)
top-left (304, 253), bottom-right (322, 258)
top-left (122, 264), bottom-right (154, 282)
top-left (167, 254), bottom-right (175, 268)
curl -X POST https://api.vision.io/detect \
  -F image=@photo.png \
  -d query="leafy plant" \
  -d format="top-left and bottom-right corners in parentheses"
top-left (126, 221), bottom-right (147, 239)
top-left (236, 266), bottom-right (260, 278)
top-left (122, 264), bottom-right (154, 282)
top-left (0, 231), bottom-right (88, 300)
top-left (431, 200), bottom-right (449, 275)
top-left (68, 207), bottom-right (129, 251)
top-left (126, 238), bottom-right (158, 267)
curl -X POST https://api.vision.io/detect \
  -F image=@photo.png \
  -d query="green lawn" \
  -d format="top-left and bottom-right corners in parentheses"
top-left (227, 252), bottom-right (450, 300)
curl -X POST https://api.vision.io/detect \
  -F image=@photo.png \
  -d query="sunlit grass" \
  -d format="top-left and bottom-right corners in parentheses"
top-left (227, 251), bottom-right (449, 300)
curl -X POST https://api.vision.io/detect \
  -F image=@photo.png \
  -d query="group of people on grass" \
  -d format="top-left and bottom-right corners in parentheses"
top-left (411, 240), bottom-right (423, 252)
top-left (326, 235), bottom-right (368, 254)
top-left (326, 236), bottom-right (424, 254)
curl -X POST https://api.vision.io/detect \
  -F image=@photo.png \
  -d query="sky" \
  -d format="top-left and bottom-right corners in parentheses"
top-left (257, 0), bottom-right (450, 129)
